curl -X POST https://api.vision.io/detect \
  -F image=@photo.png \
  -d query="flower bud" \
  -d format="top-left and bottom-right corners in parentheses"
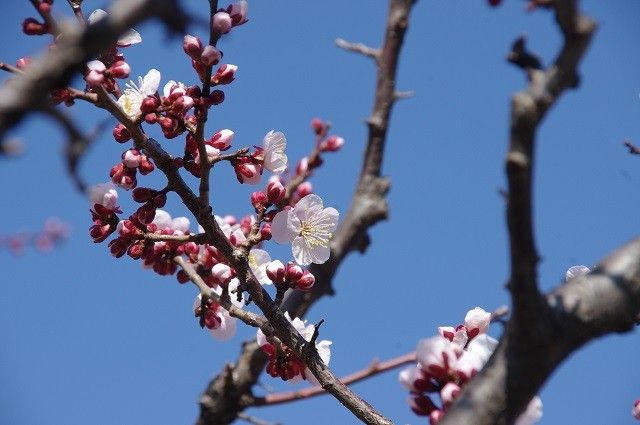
top-left (109, 60), bottom-right (130, 79)
top-left (211, 64), bottom-right (238, 85)
top-left (132, 187), bottom-right (156, 203)
top-left (153, 193), bottom-right (167, 208)
top-left (212, 263), bottom-right (234, 286)
top-left (228, 0), bottom-right (248, 26)
top-left (210, 129), bottom-right (234, 150)
top-left (408, 394), bottom-right (436, 417)
top-left (16, 57), bottom-right (31, 70)
top-left (182, 34), bottom-right (203, 58)
top-left (266, 179), bottom-right (285, 204)
top-left (260, 223), bottom-right (272, 240)
top-left (22, 18), bottom-right (48, 35)
top-left (294, 270), bottom-right (315, 290)
top-left (112, 123), bottom-right (131, 143)
top-left (296, 181), bottom-right (313, 198)
top-left (212, 11), bottom-right (232, 34)
top-left (123, 149), bottom-right (142, 168)
top-left (138, 157), bottom-right (155, 175)
top-left (201, 45), bottom-right (222, 66)
top-left (295, 157), bottom-right (309, 176)
top-left (209, 90), bottom-right (225, 105)
top-left (319, 135), bottom-right (344, 152)
top-left (311, 118), bottom-right (324, 135)
top-left (141, 96), bottom-right (160, 113)
top-left (108, 237), bottom-right (130, 258)
top-left (285, 263), bottom-right (303, 282)
top-left (440, 383), bottom-right (461, 408)
top-left (251, 191), bottom-right (268, 211)
top-left (266, 260), bottom-right (286, 283)
top-left (177, 270), bottom-right (190, 284)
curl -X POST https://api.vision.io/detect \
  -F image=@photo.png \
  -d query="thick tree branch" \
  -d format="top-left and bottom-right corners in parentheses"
top-left (196, 0), bottom-right (416, 423)
top-left (440, 1), bottom-right (597, 424)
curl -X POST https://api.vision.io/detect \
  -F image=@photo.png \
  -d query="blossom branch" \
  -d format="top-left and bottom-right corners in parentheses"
top-left (0, 0), bottom-right (189, 136)
top-left (251, 351), bottom-right (416, 407)
top-left (439, 2), bottom-right (599, 425)
top-left (196, 1), bottom-right (416, 423)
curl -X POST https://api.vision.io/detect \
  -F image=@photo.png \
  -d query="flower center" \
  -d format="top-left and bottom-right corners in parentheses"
top-left (300, 219), bottom-right (332, 248)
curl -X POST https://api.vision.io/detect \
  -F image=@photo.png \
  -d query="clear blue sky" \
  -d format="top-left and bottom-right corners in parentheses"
top-left (1, 1), bottom-right (639, 424)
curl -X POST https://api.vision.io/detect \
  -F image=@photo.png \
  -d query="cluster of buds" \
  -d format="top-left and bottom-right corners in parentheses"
top-left (257, 312), bottom-right (332, 382)
top-left (212, 0), bottom-right (249, 35)
top-left (84, 57), bottom-right (131, 90)
top-left (89, 183), bottom-right (121, 243)
top-left (110, 149), bottom-right (155, 190)
top-left (399, 307), bottom-right (542, 425)
top-left (266, 261), bottom-right (315, 291)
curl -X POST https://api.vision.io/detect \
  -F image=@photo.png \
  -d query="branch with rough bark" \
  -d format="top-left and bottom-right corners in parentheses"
top-left (438, 1), bottom-right (624, 424)
top-left (196, 1), bottom-right (416, 424)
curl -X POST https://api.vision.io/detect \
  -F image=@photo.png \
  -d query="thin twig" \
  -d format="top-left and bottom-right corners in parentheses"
top-left (252, 351), bottom-right (415, 406)
top-left (335, 38), bottom-right (380, 61)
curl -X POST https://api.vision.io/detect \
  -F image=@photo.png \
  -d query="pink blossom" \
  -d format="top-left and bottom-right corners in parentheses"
top-left (416, 336), bottom-right (457, 380)
top-left (464, 307), bottom-right (491, 338)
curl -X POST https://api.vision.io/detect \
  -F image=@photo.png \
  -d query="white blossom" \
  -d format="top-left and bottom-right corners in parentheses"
top-left (88, 182), bottom-right (118, 209)
top-left (248, 248), bottom-right (272, 284)
top-left (271, 194), bottom-right (338, 265)
top-left (117, 69), bottom-right (161, 120)
top-left (152, 209), bottom-right (190, 233)
top-left (262, 130), bottom-right (288, 174)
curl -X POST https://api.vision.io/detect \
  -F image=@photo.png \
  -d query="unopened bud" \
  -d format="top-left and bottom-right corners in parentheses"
top-left (210, 129), bottom-right (234, 150)
top-left (294, 270), bottom-right (315, 290)
top-left (266, 260), bottom-right (286, 283)
top-left (201, 45), bottom-right (222, 66)
top-left (251, 191), bottom-right (268, 211)
top-left (182, 34), bottom-right (203, 58)
top-left (211, 64), bottom-right (237, 85)
top-left (319, 135), bottom-right (344, 152)
top-left (266, 180), bottom-right (285, 204)
top-left (112, 123), bottom-right (131, 143)
top-left (212, 11), bottom-right (232, 34)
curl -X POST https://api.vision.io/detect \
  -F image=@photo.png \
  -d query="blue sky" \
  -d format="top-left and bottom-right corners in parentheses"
top-left (1, 1), bottom-right (639, 424)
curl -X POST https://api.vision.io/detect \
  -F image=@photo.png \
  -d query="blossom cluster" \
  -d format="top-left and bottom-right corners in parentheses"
top-left (399, 307), bottom-right (543, 424)
top-left (13, 0), bottom-right (352, 383)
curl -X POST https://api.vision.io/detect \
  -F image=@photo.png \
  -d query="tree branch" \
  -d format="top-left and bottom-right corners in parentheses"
top-left (195, 0), bottom-right (416, 423)
top-left (440, 1), bottom-right (598, 424)
top-left (251, 351), bottom-right (415, 407)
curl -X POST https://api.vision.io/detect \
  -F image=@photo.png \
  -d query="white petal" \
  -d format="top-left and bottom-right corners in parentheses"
top-left (316, 340), bottom-right (332, 365)
top-left (171, 217), bottom-right (190, 233)
top-left (248, 249), bottom-right (271, 284)
top-left (141, 69), bottom-right (161, 96)
top-left (292, 236), bottom-right (312, 266)
top-left (152, 209), bottom-right (172, 230)
top-left (163, 80), bottom-right (177, 98)
top-left (565, 265), bottom-right (590, 282)
top-left (293, 194), bottom-right (323, 221)
top-left (256, 328), bottom-right (268, 347)
top-left (87, 9), bottom-right (107, 25)
top-left (271, 210), bottom-right (297, 244)
top-left (209, 311), bottom-right (237, 340)
top-left (117, 29), bottom-right (142, 47)
top-left (313, 207), bottom-right (339, 233)
top-left (307, 243), bottom-right (331, 265)
top-left (86, 60), bottom-right (106, 72)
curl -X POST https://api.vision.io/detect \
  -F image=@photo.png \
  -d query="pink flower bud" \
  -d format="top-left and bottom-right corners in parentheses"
top-left (408, 394), bottom-right (436, 417)
top-left (429, 410), bottom-right (445, 425)
top-left (182, 34), bottom-right (202, 58)
top-left (153, 193), bottom-right (167, 208)
top-left (123, 149), bottom-right (142, 168)
top-left (136, 203), bottom-right (156, 225)
top-left (212, 11), bottom-right (232, 34)
top-left (210, 129), bottom-right (234, 150)
top-left (132, 187), bottom-right (156, 203)
top-left (138, 157), bottom-right (155, 175)
top-left (295, 157), bottom-right (309, 176)
top-left (228, 0), bottom-right (248, 26)
top-left (294, 270), bottom-right (315, 290)
top-left (285, 263), bottom-right (303, 282)
top-left (38, 2), bottom-right (52, 14)
top-left (266, 260), bottom-right (286, 283)
top-left (260, 223), bottom-right (272, 240)
top-left (172, 95), bottom-right (195, 114)
top-left (234, 159), bottom-right (262, 185)
top-left (320, 135), bottom-right (344, 152)
top-left (85, 70), bottom-right (105, 87)
top-left (296, 181), bottom-right (313, 198)
top-left (201, 45), bottom-right (222, 66)
top-left (112, 123), bottom-right (131, 143)
top-left (210, 90), bottom-right (225, 105)
top-left (311, 118), bottom-right (324, 135)
top-left (633, 400), bottom-right (640, 420)
top-left (109, 60), bottom-right (130, 79)
top-left (108, 237), bottom-right (130, 258)
top-left (267, 180), bottom-right (286, 204)
top-left (177, 270), bottom-right (190, 284)
top-left (212, 263), bottom-right (234, 286)
top-left (23, 18), bottom-right (48, 35)
top-left (464, 307), bottom-right (491, 339)
top-left (211, 64), bottom-right (238, 85)
top-left (141, 96), bottom-right (160, 113)
top-left (251, 191), bottom-right (268, 210)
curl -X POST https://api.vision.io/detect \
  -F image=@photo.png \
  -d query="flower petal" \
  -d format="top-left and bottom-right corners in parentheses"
top-left (87, 9), bottom-right (107, 24)
top-left (141, 69), bottom-right (161, 96)
top-left (209, 310), bottom-right (237, 340)
top-left (271, 210), bottom-right (297, 244)
top-left (117, 29), bottom-right (142, 47)
top-left (293, 194), bottom-right (323, 221)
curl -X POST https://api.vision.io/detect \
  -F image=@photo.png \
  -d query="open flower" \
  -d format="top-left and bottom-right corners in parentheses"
top-left (88, 182), bottom-right (118, 210)
top-left (193, 279), bottom-right (244, 341)
top-left (117, 69), bottom-right (161, 120)
top-left (262, 130), bottom-right (288, 174)
top-left (271, 194), bottom-right (338, 265)
top-left (87, 9), bottom-right (142, 47)
top-left (248, 248), bottom-right (272, 284)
